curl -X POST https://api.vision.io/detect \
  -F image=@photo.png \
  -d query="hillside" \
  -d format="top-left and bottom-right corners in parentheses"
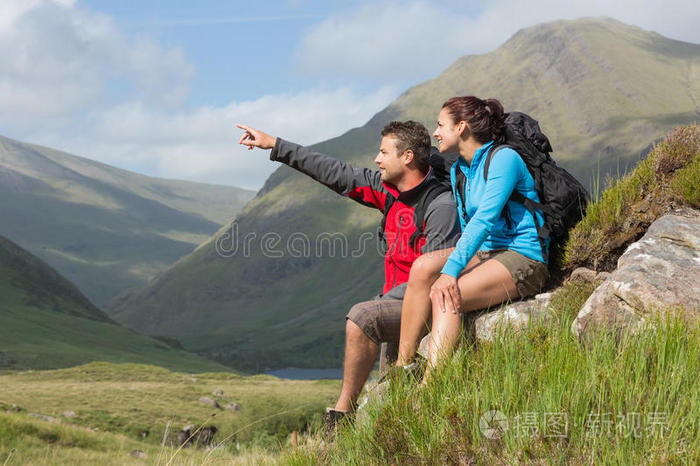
top-left (0, 234), bottom-right (228, 372)
top-left (0, 135), bottom-right (254, 305)
top-left (107, 18), bottom-right (700, 371)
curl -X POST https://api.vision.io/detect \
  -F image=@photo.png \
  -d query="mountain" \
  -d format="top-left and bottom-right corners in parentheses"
top-left (106, 18), bottom-right (700, 371)
top-left (0, 234), bottom-right (229, 372)
top-left (0, 136), bottom-right (254, 305)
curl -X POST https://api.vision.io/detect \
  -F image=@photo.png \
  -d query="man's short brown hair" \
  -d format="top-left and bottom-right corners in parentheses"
top-left (381, 121), bottom-right (431, 170)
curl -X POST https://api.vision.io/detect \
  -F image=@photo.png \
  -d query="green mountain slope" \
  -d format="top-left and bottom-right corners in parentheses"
top-left (107, 18), bottom-right (700, 371)
top-left (0, 136), bottom-right (254, 305)
top-left (0, 234), bottom-right (228, 372)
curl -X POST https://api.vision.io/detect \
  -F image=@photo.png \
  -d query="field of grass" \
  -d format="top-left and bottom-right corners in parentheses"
top-left (287, 282), bottom-right (700, 465)
top-left (0, 362), bottom-right (339, 465)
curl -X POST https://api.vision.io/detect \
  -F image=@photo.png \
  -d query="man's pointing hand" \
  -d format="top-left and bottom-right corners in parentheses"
top-left (236, 124), bottom-right (277, 150)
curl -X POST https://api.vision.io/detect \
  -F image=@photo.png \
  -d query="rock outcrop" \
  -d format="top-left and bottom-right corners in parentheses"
top-left (471, 292), bottom-right (554, 343)
top-left (572, 210), bottom-right (700, 341)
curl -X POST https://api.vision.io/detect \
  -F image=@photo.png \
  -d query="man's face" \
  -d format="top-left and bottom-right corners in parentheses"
top-left (375, 136), bottom-right (407, 184)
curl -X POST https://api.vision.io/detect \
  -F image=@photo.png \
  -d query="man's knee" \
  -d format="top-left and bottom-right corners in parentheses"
top-left (346, 302), bottom-right (381, 345)
top-left (345, 317), bottom-right (366, 339)
top-left (346, 299), bottom-right (402, 345)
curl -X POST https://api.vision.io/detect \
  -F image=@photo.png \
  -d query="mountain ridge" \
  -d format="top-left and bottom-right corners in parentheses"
top-left (107, 17), bottom-right (700, 370)
top-left (0, 135), bottom-right (255, 305)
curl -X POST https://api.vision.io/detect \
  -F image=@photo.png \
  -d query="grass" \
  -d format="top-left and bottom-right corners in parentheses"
top-left (0, 410), bottom-right (282, 465)
top-left (564, 125), bottom-right (700, 271)
top-left (0, 362), bottom-right (340, 464)
top-left (287, 281), bottom-right (700, 465)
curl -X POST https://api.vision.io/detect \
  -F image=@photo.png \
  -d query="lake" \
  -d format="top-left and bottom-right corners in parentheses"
top-left (265, 367), bottom-right (343, 380)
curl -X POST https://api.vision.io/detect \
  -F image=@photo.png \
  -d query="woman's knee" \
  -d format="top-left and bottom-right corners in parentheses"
top-left (408, 253), bottom-right (445, 286)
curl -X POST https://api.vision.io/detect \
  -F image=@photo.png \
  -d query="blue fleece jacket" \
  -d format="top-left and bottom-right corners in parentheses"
top-left (441, 141), bottom-right (549, 278)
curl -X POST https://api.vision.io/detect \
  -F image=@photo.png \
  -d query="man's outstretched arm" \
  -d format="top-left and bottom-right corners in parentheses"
top-left (238, 124), bottom-right (386, 210)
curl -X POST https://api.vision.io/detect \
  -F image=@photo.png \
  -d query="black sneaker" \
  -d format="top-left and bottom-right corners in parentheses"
top-left (324, 408), bottom-right (350, 434)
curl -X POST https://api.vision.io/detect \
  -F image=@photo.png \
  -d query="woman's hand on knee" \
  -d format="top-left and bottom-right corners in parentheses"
top-left (429, 273), bottom-right (461, 314)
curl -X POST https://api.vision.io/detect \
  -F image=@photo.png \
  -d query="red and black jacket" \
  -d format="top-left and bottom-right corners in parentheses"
top-left (270, 139), bottom-right (459, 295)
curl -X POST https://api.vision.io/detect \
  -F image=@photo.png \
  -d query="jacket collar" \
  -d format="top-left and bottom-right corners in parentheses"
top-left (382, 167), bottom-right (434, 202)
top-left (457, 140), bottom-right (495, 169)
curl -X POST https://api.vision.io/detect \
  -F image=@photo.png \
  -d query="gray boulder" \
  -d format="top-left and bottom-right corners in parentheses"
top-left (572, 210), bottom-right (700, 341)
top-left (406, 292), bottom-right (554, 357)
top-left (198, 397), bottom-right (222, 409)
top-left (472, 292), bottom-right (554, 343)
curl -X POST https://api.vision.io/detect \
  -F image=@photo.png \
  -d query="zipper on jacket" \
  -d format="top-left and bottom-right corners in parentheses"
top-left (387, 212), bottom-right (402, 290)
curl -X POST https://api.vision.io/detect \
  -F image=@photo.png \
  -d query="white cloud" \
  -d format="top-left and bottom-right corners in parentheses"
top-left (0, 0), bottom-right (396, 190)
top-left (0, 0), bottom-right (192, 128)
top-left (2, 0), bottom-right (697, 192)
top-left (294, 0), bottom-right (700, 80)
top-left (38, 86), bottom-right (398, 190)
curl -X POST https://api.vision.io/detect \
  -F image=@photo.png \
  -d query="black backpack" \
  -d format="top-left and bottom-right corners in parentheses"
top-left (454, 112), bottom-right (589, 262)
top-left (379, 148), bottom-right (457, 248)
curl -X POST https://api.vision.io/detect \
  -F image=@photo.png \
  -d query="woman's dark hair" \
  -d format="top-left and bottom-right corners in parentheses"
top-left (441, 96), bottom-right (505, 143)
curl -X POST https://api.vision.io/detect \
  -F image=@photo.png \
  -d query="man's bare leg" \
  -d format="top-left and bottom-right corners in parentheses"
top-left (334, 319), bottom-right (380, 412)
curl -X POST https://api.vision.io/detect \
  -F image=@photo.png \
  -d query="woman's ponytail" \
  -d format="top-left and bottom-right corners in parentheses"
top-left (442, 96), bottom-right (506, 143)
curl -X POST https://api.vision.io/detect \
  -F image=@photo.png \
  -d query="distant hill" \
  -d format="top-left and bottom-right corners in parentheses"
top-left (0, 234), bottom-right (228, 372)
top-left (107, 18), bottom-right (700, 371)
top-left (0, 136), bottom-right (254, 305)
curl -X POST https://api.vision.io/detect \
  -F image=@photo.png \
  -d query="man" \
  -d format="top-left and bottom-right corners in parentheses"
top-left (237, 121), bottom-right (459, 428)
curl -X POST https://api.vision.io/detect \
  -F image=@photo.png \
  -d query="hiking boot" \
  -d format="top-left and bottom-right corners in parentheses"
top-left (324, 408), bottom-right (350, 435)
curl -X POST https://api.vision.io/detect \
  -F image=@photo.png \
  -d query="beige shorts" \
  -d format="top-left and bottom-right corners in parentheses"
top-left (475, 249), bottom-right (549, 299)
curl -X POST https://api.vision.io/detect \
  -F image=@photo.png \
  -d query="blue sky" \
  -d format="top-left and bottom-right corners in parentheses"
top-left (1, 0), bottom-right (698, 189)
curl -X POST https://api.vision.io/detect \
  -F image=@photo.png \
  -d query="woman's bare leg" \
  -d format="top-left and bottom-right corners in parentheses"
top-left (395, 249), bottom-right (452, 365)
top-left (396, 248), bottom-right (480, 365)
top-left (428, 259), bottom-right (518, 371)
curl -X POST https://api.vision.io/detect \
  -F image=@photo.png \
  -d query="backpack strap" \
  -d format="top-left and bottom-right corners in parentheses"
top-left (483, 145), bottom-right (515, 230)
top-left (453, 168), bottom-right (469, 223)
top-left (510, 191), bottom-right (550, 262)
top-left (407, 182), bottom-right (450, 247)
top-left (482, 144), bottom-right (512, 181)
top-left (484, 144), bottom-right (549, 261)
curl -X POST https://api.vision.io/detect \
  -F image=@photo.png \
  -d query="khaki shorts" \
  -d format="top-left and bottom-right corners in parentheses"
top-left (346, 299), bottom-right (403, 345)
top-left (475, 249), bottom-right (549, 299)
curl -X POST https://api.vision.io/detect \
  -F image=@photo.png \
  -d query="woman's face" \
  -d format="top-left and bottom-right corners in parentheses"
top-left (433, 107), bottom-right (465, 153)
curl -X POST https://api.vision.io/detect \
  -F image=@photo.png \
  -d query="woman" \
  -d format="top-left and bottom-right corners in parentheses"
top-left (395, 96), bottom-right (550, 373)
